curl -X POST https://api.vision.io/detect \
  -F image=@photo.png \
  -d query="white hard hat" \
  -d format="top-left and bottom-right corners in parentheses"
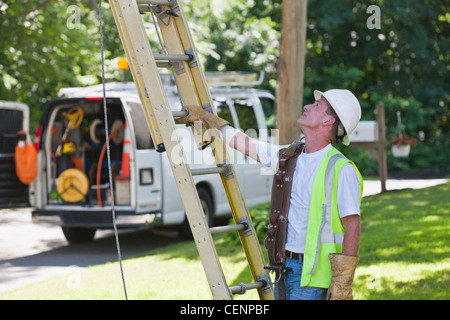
top-left (314, 89), bottom-right (361, 145)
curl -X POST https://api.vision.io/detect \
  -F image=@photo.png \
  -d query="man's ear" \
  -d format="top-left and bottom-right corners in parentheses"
top-left (323, 115), bottom-right (336, 126)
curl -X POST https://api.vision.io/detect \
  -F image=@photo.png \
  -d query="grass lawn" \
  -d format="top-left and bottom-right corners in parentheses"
top-left (1, 182), bottom-right (448, 300)
top-left (354, 181), bottom-right (449, 300)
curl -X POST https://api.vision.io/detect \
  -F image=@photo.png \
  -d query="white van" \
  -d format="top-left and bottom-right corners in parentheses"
top-left (26, 74), bottom-right (276, 243)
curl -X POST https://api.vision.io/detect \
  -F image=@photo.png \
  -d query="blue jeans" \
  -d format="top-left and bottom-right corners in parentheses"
top-left (274, 257), bottom-right (327, 300)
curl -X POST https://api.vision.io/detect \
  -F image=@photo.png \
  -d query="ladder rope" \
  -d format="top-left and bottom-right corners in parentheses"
top-left (150, 9), bottom-right (185, 107)
top-left (99, 0), bottom-right (128, 300)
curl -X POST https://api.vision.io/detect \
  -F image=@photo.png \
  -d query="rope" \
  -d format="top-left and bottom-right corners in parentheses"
top-left (151, 11), bottom-right (183, 106)
top-left (98, 0), bottom-right (128, 300)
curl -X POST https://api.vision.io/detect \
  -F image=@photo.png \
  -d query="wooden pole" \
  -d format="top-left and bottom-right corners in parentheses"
top-left (276, 0), bottom-right (307, 144)
top-left (376, 103), bottom-right (387, 192)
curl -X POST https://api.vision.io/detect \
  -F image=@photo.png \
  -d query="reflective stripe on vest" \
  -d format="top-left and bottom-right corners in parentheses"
top-left (310, 153), bottom-right (345, 276)
top-left (301, 148), bottom-right (363, 288)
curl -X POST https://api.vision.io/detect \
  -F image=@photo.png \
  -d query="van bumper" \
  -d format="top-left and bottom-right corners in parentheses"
top-left (32, 209), bottom-right (162, 228)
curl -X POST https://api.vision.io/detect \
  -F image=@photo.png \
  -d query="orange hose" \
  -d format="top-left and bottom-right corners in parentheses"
top-left (96, 128), bottom-right (120, 207)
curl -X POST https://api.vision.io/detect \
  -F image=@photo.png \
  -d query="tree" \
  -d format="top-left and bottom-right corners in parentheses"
top-left (1, 0), bottom-right (448, 172)
top-left (0, 0), bottom-right (122, 131)
top-left (304, 0), bottom-right (449, 172)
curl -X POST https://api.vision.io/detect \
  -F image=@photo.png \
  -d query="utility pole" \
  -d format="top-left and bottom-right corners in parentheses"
top-left (276, 0), bottom-right (307, 144)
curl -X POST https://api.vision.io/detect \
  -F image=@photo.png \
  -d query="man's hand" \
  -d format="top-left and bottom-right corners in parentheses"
top-left (176, 105), bottom-right (229, 130)
top-left (326, 253), bottom-right (359, 300)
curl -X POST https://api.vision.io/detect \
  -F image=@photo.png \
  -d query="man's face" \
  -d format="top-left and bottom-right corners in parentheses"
top-left (297, 97), bottom-right (332, 130)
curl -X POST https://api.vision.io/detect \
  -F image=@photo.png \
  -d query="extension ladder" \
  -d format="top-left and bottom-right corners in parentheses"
top-left (109, 0), bottom-right (274, 300)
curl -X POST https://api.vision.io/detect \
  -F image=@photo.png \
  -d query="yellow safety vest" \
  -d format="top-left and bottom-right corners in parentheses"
top-left (300, 147), bottom-right (363, 288)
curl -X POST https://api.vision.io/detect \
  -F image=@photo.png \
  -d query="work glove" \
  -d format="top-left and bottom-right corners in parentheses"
top-left (326, 253), bottom-right (359, 300)
top-left (176, 105), bottom-right (229, 130)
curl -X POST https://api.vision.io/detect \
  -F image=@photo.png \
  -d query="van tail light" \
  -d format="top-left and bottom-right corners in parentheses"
top-left (86, 97), bottom-right (104, 101)
top-left (34, 124), bottom-right (42, 150)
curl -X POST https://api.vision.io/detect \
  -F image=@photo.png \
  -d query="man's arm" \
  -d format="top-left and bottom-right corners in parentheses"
top-left (175, 106), bottom-right (261, 163)
top-left (337, 163), bottom-right (362, 256)
top-left (340, 214), bottom-right (361, 256)
top-left (226, 129), bottom-right (260, 163)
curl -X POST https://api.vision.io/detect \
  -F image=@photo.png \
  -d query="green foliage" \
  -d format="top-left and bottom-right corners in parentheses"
top-left (184, 0), bottom-right (280, 90)
top-left (302, 0), bottom-right (449, 173)
top-left (0, 0), bottom-right (122, 132)
top-left (1, 0), bottom-right (448, 171)
top-left (186, 0), bottom-right (450, 173)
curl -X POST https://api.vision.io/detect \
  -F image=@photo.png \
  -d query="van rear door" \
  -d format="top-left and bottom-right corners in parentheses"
top-left (0, 101), bottom-right (31, 208)
top-left (121, 98), bottom-right (162, 214)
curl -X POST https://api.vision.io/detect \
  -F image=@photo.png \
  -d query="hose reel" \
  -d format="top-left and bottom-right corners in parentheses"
top-left (63, 106), bottom-right (84, 130)
top-left (90, 119), bottom-right (124, 145)
top-left (57, 168), bottom-right (89, 203)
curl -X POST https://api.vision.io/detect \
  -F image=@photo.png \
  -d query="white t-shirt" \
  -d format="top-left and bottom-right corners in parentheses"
top-left (257, 142), bottom-right (361, 254)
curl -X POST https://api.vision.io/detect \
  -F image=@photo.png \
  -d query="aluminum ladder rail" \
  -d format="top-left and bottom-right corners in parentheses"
top-left (109, 0), bottom-right (274, 300)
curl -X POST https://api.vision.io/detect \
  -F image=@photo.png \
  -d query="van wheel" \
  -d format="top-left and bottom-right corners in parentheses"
top-left (178, 188), bottom-right (214, 240)
top-left (61, 226), bottom-right (96, 244)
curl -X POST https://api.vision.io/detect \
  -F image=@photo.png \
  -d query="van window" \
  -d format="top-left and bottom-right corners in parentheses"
top-left (0, 109), bottom-right (23, 153)
top-left (233, 98), bottom-right (259, 138)
top-left (127, 102), bottom-right (153, 149)
top-left (214, 98), bottom-right (235, 127)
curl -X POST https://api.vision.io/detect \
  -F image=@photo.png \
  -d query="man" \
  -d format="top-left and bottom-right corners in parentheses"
top-left (177, 89), bottom-right (363, 300)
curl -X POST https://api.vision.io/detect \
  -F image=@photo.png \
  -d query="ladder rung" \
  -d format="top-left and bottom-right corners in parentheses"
top-left (191, 166), bottom-right (228, 176)
top-left (229, 281), bottom-right (266, 295)
top-left (191, 164), bottom-right (234, 180)
top-left (137, 0), bottom-right (174, 6)
top-left (154, 54), bottom-right (192, 62)
top-left (172, 110), bottom-right (188, 119)
top-left (209, 223), bottom-right (247, 235)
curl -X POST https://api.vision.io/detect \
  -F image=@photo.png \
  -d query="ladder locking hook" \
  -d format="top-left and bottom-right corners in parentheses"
top-left (158, 8), bottom-right (179, 26)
